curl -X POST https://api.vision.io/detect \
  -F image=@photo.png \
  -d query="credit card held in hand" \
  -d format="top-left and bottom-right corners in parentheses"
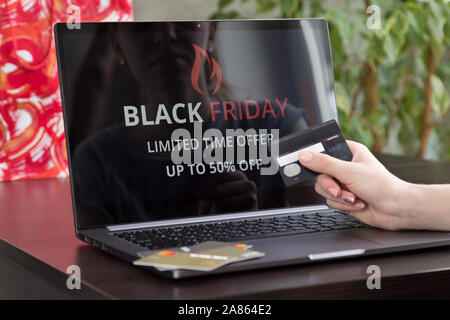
top-left (272, 119), bottom-right (353, 186)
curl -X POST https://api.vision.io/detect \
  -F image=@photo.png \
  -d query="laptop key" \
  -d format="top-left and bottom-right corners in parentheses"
top-left (317, 212), bottom-right (340, 217)
top-left (113, 210), bottom-right (371, 249)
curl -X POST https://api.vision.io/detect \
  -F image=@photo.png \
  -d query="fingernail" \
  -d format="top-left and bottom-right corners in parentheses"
top-left (343, 195), bottom-right (355, 204)
top-left (328, 187), bottom-right (338, 198)
top-left (298, 151), bottom-right (313, 162)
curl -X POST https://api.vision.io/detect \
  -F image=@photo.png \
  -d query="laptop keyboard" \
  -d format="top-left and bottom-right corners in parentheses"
top-left (113, 211), bottom-right (369, 250)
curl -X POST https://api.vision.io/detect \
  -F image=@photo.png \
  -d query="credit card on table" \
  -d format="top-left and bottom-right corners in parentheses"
top-left (136, 241), bottom-right (256, 271)
top-left (133, 245), bottom-right (264, 272)
top-left (182, 241), bottom-right (253, 253)
top-left (136, 241), bottom-right (253, 258)
top-left (271, 119), bottom-right (353, 186)
top-left (133, 249), bottom-right (233, 272)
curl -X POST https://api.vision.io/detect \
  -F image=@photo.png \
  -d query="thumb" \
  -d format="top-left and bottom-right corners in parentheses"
top-left (298, 151), bottom-right (354, 183)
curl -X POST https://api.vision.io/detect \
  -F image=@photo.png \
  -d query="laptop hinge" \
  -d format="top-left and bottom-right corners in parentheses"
top-left (107, 204), bottom-right (330, 232)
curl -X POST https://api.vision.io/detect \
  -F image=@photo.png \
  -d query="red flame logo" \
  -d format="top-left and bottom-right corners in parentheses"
top-left (191, 44), bottom-right (222, 96)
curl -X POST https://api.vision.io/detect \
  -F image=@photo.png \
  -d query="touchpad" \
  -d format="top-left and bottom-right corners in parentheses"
top-left (176, 232), bottom-right (383, 276)
top-left (242, 232), bottom-right (381, 263)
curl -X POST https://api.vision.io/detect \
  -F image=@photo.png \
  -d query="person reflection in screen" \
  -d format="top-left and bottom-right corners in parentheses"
top-left (71, 22), bottom-right (309, 227)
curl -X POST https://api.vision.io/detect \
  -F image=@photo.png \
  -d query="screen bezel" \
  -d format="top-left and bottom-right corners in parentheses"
top-left (54, 19), bottom-right (336, 231)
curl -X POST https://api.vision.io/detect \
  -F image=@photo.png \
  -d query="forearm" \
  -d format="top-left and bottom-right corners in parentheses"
top-left (400, 183), bottom-right (450, 231)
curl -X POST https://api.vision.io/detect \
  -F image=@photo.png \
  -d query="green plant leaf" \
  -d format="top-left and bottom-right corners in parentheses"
top-left (323, 10), bottom-right (354, 52)
top-left (391, 10), bottom-right (409, 38)
top-left (406, 10), bottom-right (420, 32)
top-left (280, 0), bottom-right (297, 16)
top-left (310, 0), bottom-right (323, 16)
top-left (206, 0), bottom-right (449, 160)
top-left (431, 75), bottom-right (450, 118)
top-left (427, 14), bottom-right (445, 43)
top-left (429, 0), bottom-right (446, 24)
top-left (383, 33), bottom-right (399, 63)
top-left (334, 81), bottom-right (351, 114)
top-left (367, 108), bottom-right (387, 137)
top-left (209, 10), bottom-right (240, 20)
top-left (255, 0), bottom-right (277, 12)
top-left (219, 0), bottom-right (234, 9)
top-left (353, 118), bottom-right (374, 147)
top-left (328, 26), bottom-right (344, 66)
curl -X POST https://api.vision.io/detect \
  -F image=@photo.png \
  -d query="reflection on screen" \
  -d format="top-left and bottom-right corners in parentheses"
top-left (56, 20), bottom-right (337, 228)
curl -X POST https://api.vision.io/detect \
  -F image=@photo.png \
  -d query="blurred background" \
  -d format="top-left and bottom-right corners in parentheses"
top-left (134, 0), bottom-right (450, 161)
top-left (0, 0), bottom-right (448, 181)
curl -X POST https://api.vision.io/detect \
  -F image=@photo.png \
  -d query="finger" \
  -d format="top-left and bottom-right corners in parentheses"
top-left (346, 140), bottom-right (375, 162)
top-left (316, 174), bottom-right (358, 203)
top-left (339, 189), bottom-right (358, 205)
top-left (316, 183), bottom-right (358, 206)
top-left (298, 151), bottom-right (355, 184)
top-left (326, 198), bottom-right (365, 212)
top-left (316, 174), bottom-right (342, 198)
top-left (345, 140), bottom-right (361, 155)
top-left (314, 182), bottom-right (337, 199)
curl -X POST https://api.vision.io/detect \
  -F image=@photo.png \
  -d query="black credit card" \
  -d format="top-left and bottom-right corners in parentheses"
top-left (271, 119), bottom-right (353, 187)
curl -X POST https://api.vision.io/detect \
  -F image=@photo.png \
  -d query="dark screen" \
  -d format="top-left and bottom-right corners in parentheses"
top-left (55, 20), bottom-right (337, 228)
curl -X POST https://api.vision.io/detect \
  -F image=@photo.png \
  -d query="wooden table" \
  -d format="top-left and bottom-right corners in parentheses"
top-left (0, 154), bottom-right (449, 299)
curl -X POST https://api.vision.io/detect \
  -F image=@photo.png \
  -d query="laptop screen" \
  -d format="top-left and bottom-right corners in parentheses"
top-left (55, 19), bottom-right (338, 228)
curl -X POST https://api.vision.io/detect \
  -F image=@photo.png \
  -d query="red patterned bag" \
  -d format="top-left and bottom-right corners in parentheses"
top-left (0, 0), bottom-right (133, 181)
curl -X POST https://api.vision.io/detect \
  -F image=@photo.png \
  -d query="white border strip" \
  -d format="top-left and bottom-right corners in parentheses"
top-left (308, 249), bottom-right (365, 260)
top-left (277, 142), bottom-right (324, 167)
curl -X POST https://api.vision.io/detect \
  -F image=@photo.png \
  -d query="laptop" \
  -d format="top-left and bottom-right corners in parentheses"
top-left (54, 19), bottom-right (450, 279)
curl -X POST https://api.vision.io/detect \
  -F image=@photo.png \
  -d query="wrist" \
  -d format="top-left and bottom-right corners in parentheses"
top-left (394, 180), bottom-right (428, 230)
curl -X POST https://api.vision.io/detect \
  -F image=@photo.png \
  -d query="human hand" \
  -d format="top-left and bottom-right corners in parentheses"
top-left (298, 141), bottom-right (414, 231)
